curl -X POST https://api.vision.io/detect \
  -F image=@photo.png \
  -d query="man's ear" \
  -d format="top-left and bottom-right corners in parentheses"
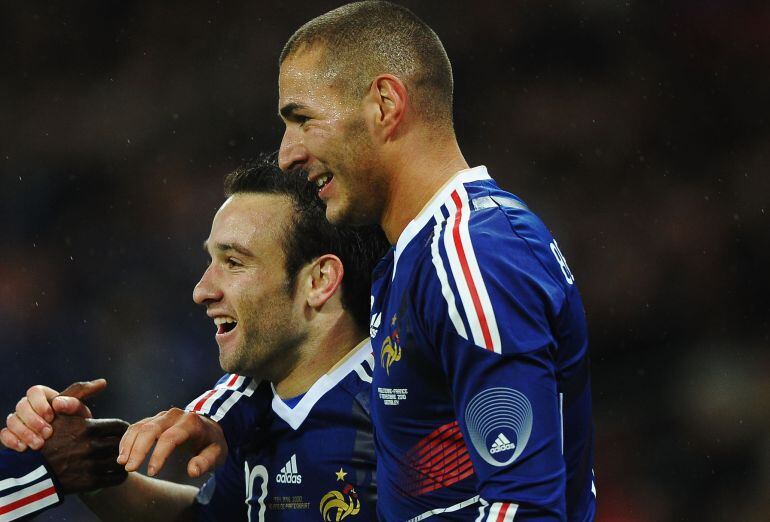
top-left (367, 74), bottom-right (408, 140)
top-left (306, 254), bottom-right (344, 308)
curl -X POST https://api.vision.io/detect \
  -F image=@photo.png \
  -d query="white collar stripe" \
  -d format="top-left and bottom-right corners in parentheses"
top-left (271, 340), bottom-right (373, 430)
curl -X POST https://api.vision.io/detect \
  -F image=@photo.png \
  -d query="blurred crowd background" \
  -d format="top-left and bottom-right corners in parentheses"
top-left (1, 1), bottom-right (768, 520)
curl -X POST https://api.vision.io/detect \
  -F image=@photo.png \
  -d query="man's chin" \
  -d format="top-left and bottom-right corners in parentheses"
top-left (218, 352), bottom-right (241, 375)
top-left (326, 200), bottom-right (377, 226)
top-left (324, 202), bottom-right (349, 225)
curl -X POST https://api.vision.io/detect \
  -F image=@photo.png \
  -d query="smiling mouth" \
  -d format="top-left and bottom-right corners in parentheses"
top-left (214, 316), bottom-right (238, 335)
top-left (314, 173), bottom-right (333, 191)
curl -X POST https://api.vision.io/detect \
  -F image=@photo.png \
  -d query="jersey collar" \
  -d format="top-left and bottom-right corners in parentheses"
top-left (270, 338), bottom-right (372, 430)
top-left (393, 165), bottom-right (491, 275)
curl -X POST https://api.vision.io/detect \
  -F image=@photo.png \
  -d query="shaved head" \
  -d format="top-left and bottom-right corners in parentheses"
top-left (280, 1), bottom-right (454, 128)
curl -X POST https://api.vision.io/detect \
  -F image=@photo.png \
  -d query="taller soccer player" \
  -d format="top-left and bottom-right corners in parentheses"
top-left (277, 2), bottom-right (596, 521)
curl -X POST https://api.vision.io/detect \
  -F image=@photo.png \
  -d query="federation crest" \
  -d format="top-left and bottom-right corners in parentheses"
top-left (320, 468), bottom-right (360, 521)
top-left (379, 315), bottom-right (402, 375)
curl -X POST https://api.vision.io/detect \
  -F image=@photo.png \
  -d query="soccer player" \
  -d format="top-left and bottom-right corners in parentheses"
top-left (276, 2), bottom-right (596, 520)
top-left (3, 158), bottom-right (388, 521)
top-left (0, 380), bottom-right (127, 521)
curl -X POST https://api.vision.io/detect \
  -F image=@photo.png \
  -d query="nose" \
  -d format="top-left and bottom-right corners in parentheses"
top-left (193, 266), bottom-right (222, 306)
top-left (278, 126), bottom-right (308, 172)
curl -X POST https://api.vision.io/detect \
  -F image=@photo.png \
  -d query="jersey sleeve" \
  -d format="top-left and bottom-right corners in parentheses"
top-left (418, 203), bottom-right (580, 519)
top-left (184, 374), bottom-right (265, 449)
top-left (192, 444), bottom-right (247, 521)
top-left (0, 448), bottom-right (63, 521)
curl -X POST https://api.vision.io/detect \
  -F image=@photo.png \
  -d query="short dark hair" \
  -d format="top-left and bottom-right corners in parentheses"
top-left (224, 154), bottom-right (389, 333)
top-left (280, 1), bottom-right (454, 127)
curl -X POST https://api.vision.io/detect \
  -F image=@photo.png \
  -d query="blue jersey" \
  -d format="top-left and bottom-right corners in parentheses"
top-left (0, 448), bottom-right (62, 521)
top-left (370, 167), bottom-right (596, 521)
top-left (186, 341), bottom-right (377, 521)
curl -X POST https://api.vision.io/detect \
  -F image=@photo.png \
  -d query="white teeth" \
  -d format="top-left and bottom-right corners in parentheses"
top-left (315, 174), bottom-right (330, 188)
top-left (214, 317), bottom-right (237, 326)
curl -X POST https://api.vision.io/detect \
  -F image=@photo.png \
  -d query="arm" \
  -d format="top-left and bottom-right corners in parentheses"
top-left (79, 472), bottom-right (197, 522)
top-left (118, 373), bottom-right (262, 477)
top-left (421, 206), bottom-right (587, 519)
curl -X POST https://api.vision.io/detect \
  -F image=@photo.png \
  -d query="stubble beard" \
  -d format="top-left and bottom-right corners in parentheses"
top-left (221, 314), bottom-right (304, 383)
top-left (328, 121), bottom-right (387, 226)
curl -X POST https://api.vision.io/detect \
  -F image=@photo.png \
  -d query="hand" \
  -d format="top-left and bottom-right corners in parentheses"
top-left (42, 415), bottom-right (129, 494)
top-left (1, 379), bottom-right (107, 452)
top-left (117, 408), bottom-right (228, 478)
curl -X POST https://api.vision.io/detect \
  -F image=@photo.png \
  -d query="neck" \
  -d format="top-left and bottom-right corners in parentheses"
top-left (380, 133), bottom-right (469, 244)
top-left (272, 317), bottom-right (365, 399)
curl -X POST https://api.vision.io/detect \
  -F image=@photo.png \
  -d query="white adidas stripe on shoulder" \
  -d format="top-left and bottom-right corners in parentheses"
top-left (431, 210), bottom-right (468, 340)
top-left (185, 374), bottom-right (257, 419)
top-left (435, 183), bottom-right (502, 353)
top-left (207, 379), bottom-right (259, 422)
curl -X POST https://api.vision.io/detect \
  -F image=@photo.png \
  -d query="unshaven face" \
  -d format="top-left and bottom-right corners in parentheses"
top-left (193, 193), bottom-right (306, 380)
top-left (277, 49), bottom-right (388, 226)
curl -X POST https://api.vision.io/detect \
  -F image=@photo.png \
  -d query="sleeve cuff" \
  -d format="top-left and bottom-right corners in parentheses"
top-left (0, 449), bottom-right (63, 521)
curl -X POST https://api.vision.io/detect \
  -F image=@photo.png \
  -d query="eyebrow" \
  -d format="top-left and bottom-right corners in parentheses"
top-left (279, 102), bottom-right (307, 120)
top-left (202, 240), bottom-right (255, 258)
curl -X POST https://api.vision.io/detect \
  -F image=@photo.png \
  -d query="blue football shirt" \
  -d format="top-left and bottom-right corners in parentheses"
top-left (186, 341), bottom-right (377, 521)
top-left (369, 167), bottom-right (596, 521)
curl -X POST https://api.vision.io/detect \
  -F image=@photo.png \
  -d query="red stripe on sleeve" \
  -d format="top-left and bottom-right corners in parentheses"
top-left (450, 190), bottom-right (494, 350)
top-left (226, 374), bottom-right (240, 387)
top-left (495, 502), bottom-right (511, 522)
top-left (0, 486), bottom-right (57, 516)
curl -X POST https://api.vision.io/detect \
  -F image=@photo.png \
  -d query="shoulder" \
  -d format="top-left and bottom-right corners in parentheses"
top-left (424, 181), bottom-right (574, 297)
top-left (323, 346), bottom-right (375, 419)
top-left (413, 182), bottom-right (578, 354)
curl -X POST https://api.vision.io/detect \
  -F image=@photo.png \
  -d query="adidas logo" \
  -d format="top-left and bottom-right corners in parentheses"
top-left (275, 454), bottom-right (302, 484)
top-left (489, 433), bottom-right (516, 454)
top-left (370, 310), bottom-right (382, 338)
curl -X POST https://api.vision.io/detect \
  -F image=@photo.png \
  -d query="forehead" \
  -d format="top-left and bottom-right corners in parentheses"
top-left (209, 193), bottom-right (293, 249)
top-left (278, 48), bottom-right (344, 106)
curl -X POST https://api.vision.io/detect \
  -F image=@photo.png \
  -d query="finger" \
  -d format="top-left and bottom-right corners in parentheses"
top-left (0, 427), bottom-right (27, 452)
top-left (118, 410), bottom-right (171, 466)
top-left (14, 398), bottom-right (52, 440)
top-left (6, 413), bottom-right (45, 450)
top-left (26, 386), bottom-right (59, 424)
top-left (188, 442), bottom-right (225, 478)
top-left (147, 426), bottom-right (191, 476)
top-left (51, 396), bottom-right (92, 418)
top-left (123, 422), bottom-right (164, 472)
top-left (117, 423), bottom-right (141, 466)
top-left (58, 379), bottom-right (107, 402)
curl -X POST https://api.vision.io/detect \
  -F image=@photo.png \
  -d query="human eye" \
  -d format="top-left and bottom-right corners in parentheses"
top-left (225, 257), bottom-right (243, 269)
